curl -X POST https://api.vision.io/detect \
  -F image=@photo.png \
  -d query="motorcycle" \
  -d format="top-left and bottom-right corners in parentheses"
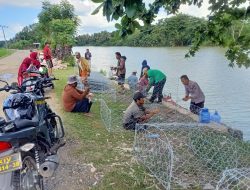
top-left (23, 67), bottom-right (54, 90)
top-left (0, 79), bottom-right (65, 190)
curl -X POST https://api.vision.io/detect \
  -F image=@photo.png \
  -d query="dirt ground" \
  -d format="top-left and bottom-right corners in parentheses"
top-left (0, 51), bottom-right (99, 190)
top-left (0, 50), bottom-right (29, 117)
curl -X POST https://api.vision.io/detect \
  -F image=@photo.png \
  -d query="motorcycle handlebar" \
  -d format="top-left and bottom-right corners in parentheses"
top-left (0, 87), bottom-right (6, 91)
top-left (0, 86), bottom-right (11, 92)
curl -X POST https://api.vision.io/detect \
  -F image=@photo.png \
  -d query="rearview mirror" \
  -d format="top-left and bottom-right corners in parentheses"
top-left (11, 82), bottom-right (18, 88)
top-left (0, 79), bottom-right (8, 89)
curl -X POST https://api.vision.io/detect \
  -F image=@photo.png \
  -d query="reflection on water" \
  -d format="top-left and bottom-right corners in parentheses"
top-left (73, 46), bottom-right (250, 140)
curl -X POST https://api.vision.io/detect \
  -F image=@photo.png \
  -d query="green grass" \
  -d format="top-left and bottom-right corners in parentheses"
top-left (53, 68), bottom-right (159, 190)
top-left (0, 48), bottom-right (14, 58)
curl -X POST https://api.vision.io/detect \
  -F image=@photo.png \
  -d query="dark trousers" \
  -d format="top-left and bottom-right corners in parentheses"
top-left (123, 122), bottom-right (149, 131)
top-left (150, 78), bottom-right (166, 102)
top-left (123, 120), bottom-right (137, 130)
top-left (72, 99), bottom-right (92, 113)
top-left (190, 101), bottom-right (204, 115)
top-left (118, 74), bottom-right (125, 85)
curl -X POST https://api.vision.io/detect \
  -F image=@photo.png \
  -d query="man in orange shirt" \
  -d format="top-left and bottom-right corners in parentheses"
top-left (43, 42), bottom-right (53, 76)
top-left (62, 75), bottom-right (93, 116)
top-left (75, 52), bottom-right (90, 79)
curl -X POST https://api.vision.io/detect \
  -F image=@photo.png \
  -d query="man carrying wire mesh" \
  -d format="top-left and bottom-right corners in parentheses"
top-left (123, 91), bottom-right (160, 130)
top-left (180, 75), bottom-right (205, 114)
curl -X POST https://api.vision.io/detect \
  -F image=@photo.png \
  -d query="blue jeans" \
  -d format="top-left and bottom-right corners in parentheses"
top-left (72, 99), bottom-right (92, 113)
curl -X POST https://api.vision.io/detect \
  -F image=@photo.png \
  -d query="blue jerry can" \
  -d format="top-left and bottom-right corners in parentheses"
top-left (199, 108), bottom-right (210, 123)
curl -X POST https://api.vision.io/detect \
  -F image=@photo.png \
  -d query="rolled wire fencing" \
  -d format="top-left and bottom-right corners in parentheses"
top-left (133, 123), bottom-right (250, 190)
top-left (134, 124), bottom-right (173, 190)
top-left (99, 88), bottom-right (133, 132)
top-left (216, 168), bottom-right (250, 190)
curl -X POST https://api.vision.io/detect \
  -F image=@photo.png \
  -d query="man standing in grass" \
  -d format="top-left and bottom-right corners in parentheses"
top-left (145, 69), bottom-right (166, 103)
top-left (123, 91), bottom-right (160, 130)
top-left (75, 52), bottom-right (91, 79)
top-left (43, 42), bottom-right (53, 77)
top-left (85, 49), bottom-right (92, 68)
top-left (180, 75), bottom-right (205, 114)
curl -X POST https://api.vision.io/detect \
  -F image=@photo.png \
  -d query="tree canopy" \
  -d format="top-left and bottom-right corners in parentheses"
top-left (38, 0), bottom-right (79, 47)
top-left (91, 0), bottom-right (250, 68)
top-left (76, 14), bottom-right (209, 47)
top-left (9, 0), bottom-right (79, 50)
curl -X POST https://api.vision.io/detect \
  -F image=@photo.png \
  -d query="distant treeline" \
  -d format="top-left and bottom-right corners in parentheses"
top-left (76, 14), bottom-right (212, 47)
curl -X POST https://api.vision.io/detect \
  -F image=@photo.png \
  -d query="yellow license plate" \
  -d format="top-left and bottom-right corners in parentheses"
top-left (35, 100), bottom-right (45, 105)
top-left (0, 153), bottom-right (22, 174)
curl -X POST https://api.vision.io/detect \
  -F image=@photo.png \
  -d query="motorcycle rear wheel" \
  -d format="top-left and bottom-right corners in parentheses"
top-left (13, 154), bottom-right (44, 190)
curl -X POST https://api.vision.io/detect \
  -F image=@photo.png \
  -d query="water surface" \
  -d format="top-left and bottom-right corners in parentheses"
top-left (73, 46), bottom-right (250, 140)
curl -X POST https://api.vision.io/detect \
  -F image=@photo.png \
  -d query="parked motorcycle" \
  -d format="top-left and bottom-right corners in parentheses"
top-left (0, 79), bottom-right (65, 190)
top-left (23, 68), bottom-right (54, 90)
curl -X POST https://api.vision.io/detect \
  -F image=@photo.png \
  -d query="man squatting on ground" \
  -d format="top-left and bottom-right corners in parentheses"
top-left (123, 91), bottom-right (160, 130)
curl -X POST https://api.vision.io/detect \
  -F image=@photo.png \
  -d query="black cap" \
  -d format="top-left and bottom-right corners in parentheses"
top-left (133, 91), bottom-right (146, 101)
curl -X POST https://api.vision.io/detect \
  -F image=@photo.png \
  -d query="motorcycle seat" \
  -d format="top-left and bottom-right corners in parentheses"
top-left (14, 116), bottom-right (39, 129)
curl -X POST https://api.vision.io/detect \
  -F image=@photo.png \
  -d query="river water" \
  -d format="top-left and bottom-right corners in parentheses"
top-left (73, 46), bottom-right (250, 140)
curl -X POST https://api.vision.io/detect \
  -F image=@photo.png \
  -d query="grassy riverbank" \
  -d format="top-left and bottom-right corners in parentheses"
top-left (53, 68), bottom-right (160, 190)
top-left (0, 48), bottom-right (14, 58)
top-left (53, 67), bottom-right (250, 189)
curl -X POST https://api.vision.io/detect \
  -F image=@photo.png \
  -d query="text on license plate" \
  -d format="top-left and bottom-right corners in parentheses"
top-left (0, 153), bottom-right (22, 174)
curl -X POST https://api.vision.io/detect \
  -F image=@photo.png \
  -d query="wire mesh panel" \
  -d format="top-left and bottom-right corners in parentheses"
top-left (134, 124), bottom-right (173, 190)
top-left (99, 98), bottom-right (127, 132)
top-left (216, 168), bottom-right (250, 190)
top-left (159, 123), bottom-right (217, 189)
top-left (88, 72), bottom-right (117, 97)
top-left (100, 98), bottom-right (112, 132)
top-left (145, 103), bottom-right (196, 124)
top-left (133, 123), bottom-right (250, 189)
top-left (99, 86), bottom-right (136, 132)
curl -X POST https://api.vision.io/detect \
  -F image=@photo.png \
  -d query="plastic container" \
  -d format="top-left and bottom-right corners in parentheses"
top-left (146, 134), bottom-right (160, 139)
top-left (199, 108), bottom-right (211, 123)
top-left (210, 110), bottom-right (221, 123)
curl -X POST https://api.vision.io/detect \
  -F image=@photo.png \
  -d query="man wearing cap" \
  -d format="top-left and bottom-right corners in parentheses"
top-left (62, 75), bottom-right (92, 116)
top-left (123, 91), bottom-right (160, 130)
top-left (127, 71), bottom-right (138, 91)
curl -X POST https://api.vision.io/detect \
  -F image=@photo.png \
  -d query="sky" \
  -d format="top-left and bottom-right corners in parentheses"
top-left (0, 0), bottom-right (213, 41)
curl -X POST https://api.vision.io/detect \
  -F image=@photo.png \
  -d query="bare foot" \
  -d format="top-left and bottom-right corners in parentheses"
top-left (83, 112), bottom-right (93, 117)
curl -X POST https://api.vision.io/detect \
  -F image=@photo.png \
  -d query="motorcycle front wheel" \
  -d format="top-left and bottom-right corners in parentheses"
top-left (13, 154), bottom-right (44, 190)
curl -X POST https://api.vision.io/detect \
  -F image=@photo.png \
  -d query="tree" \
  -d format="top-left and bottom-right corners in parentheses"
top-left (75, 14), bottom-right (210, 47)
top-left (38, 0), bottom-right (79, 48)
top-left (91, 0), bottom-right (250, 68)
top-left (8, 0), bottom-right (79, 52)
